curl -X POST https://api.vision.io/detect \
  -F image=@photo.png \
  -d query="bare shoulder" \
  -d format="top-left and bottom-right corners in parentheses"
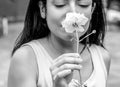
top-left (12, 45), bottom-right (37, 72)
top-left (8, 46), bottom-right (38, 87)
top-left (96, 45), bottom-right (111, 75)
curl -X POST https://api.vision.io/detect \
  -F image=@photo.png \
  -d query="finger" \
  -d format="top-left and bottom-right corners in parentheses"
top-left (50, 53), bottom-right (82, 74)
top-left (50, 57), bottom-right (82, 72)
top-left (54, 53), bottom-right (81, 62)
top-left (51, 53), bottom-right (82, 71)
top-left (59, 64), bottom-right (82, 71)
top-left (52, 64), bottom-right (82, 76)
top-left (54, 69), bottom-right (72, 80)
top-left (58, 57), bottom-right (82, 66)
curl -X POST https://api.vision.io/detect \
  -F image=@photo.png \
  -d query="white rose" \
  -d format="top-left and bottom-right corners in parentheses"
top-left (61, 12), bottom-right (89, 33)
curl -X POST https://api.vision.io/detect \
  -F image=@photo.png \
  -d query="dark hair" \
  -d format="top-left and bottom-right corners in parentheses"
top-left (12, 0), bottom-right (107, 55)
top-left (81, 0), bottom-right (107, 46)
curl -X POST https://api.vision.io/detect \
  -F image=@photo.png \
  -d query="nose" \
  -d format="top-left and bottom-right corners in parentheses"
top-left (69, 0), bottom-right (77, 13)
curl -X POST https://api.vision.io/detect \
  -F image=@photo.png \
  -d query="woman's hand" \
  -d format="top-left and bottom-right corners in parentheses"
top-left (50, 53), bottom-right (83, 87)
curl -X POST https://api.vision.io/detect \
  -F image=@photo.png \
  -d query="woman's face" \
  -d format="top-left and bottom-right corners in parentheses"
top-left (45, 0), bottom-right (93, 41)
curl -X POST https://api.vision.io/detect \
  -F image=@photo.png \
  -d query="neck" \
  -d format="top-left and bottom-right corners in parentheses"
top-left (48, 34), bottom-right (77, 54)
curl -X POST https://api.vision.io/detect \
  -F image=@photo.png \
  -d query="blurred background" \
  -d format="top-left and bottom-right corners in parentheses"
top-left (0, 0), bottom-right (120, 87)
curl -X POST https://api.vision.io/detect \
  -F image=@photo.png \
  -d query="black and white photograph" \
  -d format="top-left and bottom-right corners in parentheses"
top-left (0, 0), bottom-right (120, 87)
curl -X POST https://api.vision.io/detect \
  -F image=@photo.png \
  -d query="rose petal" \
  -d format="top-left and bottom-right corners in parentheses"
top-left (77, 26), bottom-right (85, 32)
top-left (61, 12), bottom-right (88, 33)
top-left (64, 23), bottom-right (76, 33)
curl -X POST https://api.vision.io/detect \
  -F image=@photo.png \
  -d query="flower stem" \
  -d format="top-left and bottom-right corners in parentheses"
top-left (76, 31), bottom-right (79, 53)
top-left (76, 31), bottom-right (82, 87)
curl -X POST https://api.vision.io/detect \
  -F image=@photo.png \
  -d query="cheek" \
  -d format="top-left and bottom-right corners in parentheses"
top-left (46, 7), bottom-right (62, 32)
top-left (83, 16), bottom-right (91, 34)
top-left (83, 6), bottom-right (92, 30)
top-left (84, 20), bottom-right (90, 32)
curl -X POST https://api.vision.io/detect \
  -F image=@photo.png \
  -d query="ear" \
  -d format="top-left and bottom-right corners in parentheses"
top-left (91, 3), bottom-right (96, 14)
top-left (39, 1), bottom-right (46, 18)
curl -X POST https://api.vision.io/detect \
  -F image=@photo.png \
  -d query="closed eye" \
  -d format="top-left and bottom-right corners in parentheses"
top-left (55, 4), bottom-right (65, 8)
top-left (78, 4), bottom-right (89, 8)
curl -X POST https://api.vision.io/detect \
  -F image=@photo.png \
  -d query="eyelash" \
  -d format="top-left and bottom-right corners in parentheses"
top-left (78, 4), bottom-right (89, 8)
top-left (54, 3), bottom-right (89, 8)
top-left (55, 4), bottom-right (65, 8)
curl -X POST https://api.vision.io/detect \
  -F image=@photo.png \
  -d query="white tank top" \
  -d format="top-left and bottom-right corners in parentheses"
top-left (24, 40), bottom-right (107, 87)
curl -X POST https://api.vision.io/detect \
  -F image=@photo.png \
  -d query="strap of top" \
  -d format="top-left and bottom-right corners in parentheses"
top-left (95, 45), bottom-right (107, 79)
top-left (23, 40), bottom-right (53, 87)
top-left (88, 45), bottom-right (107, 87)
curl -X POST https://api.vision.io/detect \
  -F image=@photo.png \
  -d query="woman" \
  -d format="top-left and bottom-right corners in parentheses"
top-left (8, 0), bottom-right (111, 87)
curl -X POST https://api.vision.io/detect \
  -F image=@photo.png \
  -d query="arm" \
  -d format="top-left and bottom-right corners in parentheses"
top-left (8, 46), bottom-right (38, 87)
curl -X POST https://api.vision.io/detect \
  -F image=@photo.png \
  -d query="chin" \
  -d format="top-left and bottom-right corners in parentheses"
top-left (60, 33), bottom-right (75, 42)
